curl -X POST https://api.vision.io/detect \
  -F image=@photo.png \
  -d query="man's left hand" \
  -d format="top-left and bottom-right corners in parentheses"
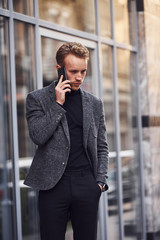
top-left (98, 184), bottom-right (103, 191)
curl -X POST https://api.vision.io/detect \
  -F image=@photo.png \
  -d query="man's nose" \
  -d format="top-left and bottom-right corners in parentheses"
top-left (76, 72), bottom-right (82, 80)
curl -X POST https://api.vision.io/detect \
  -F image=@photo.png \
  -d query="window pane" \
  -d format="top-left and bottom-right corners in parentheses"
top-left (0, 17), bottom-right (15, 240)
top-left (39, 0), bottom-right (96, 34)
top-left (14, 21), bottom-right (36, 159)
top-left (114, 0), bottom-right (136, 45)
top-left (117, 49), bottom-right (143, 239)
top-left (13, 0), bottom-right (34, 16)
top-left (99, 0), bottom-right (111, 38)
top-left (14, 21), bottom-right (39, 239)
top-left (0, 0), bottom-right (8, 8)
top-left (101, 44), bottom-right (120, 239)
top-left (41, 37), bottom-right (94, 94)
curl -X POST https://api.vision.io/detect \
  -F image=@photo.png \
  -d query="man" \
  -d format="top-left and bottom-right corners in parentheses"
top-left (24, 42), bottom-right (109, 240)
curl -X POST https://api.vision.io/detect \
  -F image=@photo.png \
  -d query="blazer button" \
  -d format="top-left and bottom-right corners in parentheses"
top-left (62, 162), bottom-right (65, 166)
top-left (65, 146), bottom-right (69, 150)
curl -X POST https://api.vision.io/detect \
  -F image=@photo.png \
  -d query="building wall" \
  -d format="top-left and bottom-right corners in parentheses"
top-left (138, 0), bottom-right (160, 236)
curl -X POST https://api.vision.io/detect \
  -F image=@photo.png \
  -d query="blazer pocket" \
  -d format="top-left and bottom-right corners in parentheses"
top-left (90, 121), bottom-right (98, 137)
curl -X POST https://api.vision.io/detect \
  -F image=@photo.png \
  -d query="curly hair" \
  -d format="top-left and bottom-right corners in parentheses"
top-left (56, 42), bottom-right (89, 66)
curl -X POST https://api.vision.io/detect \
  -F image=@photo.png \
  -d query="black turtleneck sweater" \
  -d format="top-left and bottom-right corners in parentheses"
top-left (63, 89), bottom-right (90, 170)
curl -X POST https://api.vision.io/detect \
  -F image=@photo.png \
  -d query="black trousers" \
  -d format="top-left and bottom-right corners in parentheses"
top-left (38, 168), bottom-right (102, 240)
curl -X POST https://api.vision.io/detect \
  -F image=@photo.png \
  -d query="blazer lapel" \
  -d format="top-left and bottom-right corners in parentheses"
top-left (80, 88), bottom-right (92, 148)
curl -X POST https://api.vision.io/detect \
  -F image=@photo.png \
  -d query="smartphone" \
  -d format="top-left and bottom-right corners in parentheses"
top-left (57, 66), bottom-right (67, 81)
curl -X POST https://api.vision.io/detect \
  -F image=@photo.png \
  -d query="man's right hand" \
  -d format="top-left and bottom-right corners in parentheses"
top-left (55, 75), bottom-right (71, 105)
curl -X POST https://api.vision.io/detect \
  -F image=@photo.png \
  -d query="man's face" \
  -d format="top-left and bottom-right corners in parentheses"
top-left (64, 54), bottom-right (88, 91)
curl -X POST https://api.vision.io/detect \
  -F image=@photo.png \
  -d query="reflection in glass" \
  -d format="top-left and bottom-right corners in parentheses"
top-left (99, 0), bottom-right (111, 38)
top-left (117, 49), bottom-right (134, 151)
top-left (39, 0), bottom-right (96, 34)
top-left (0, 0), bottom-right (8, 8)
top-left (101, 44), bottom-right (119, 239)
top-left (14, 21), bottom-right (36, 159)
top-left (0, 17), bottom-right (15, 240)
top-left (41, 37), bottom-right (94, 93)
top-left (14, 21), bottom-right (39, 239)
top-left (117, 49), bottom-right (142, 239)
top-left (114, 0), bottom-right (136, 45)
top-left (13, 0), bottom-right (34, 16)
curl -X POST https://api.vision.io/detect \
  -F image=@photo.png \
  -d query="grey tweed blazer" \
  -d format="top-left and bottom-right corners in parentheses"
top-left (24, 81), bottom-right (109, 191)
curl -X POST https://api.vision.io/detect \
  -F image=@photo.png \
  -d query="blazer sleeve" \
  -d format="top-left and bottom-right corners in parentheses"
top-left (26, 92), bottom-right (66, 146)
top-left (96, 100), bottom-right (109, 191)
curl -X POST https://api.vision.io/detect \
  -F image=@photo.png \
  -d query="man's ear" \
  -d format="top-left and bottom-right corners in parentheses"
top-left (56, 64), bottom-right (62, 70)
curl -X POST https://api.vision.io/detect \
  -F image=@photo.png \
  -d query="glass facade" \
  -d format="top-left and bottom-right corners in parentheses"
top-left (1, 0), bottom-right (159, 239)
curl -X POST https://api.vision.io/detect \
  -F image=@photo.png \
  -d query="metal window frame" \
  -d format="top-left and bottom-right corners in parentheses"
top-left (0, 0), bottom-right (145, 240)
top-left (0, 21), bottom-right (14, 240)
top-left (94, 2), bottom-right (108, 239)
top-left (8, 1), bottom-right (22, 240)
top-left (110, 0), bottom-right (124, 239)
